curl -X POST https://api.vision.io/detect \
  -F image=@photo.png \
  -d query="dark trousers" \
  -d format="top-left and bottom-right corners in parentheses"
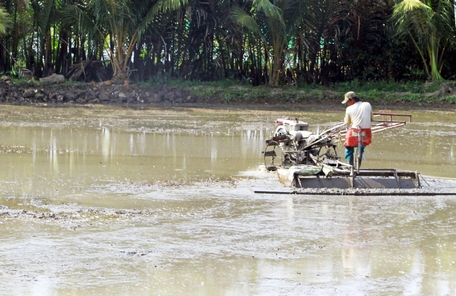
top-left (345, 146), bottom-right (365, 165)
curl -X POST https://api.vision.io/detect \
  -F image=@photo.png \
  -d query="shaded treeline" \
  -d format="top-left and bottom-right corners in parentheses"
top-left (0, 0), bottom-right (455, 86)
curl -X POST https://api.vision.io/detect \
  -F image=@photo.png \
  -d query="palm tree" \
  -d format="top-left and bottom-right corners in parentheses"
top-left (293, 0), bottom-right (342, 84)
top-left (63, 0), bottom-right (188, 83)
top-left (0, 1), bottom-right (24, 74)
top-left (30, 0), bottom-right (63, 77)
top-left (391, 0), bottom-right (455, 81)
top-left (230, 0), bottom-right (308, 86)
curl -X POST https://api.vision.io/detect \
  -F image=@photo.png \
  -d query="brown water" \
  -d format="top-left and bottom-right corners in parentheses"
top-left (0, 105), bottom-right (455, 295)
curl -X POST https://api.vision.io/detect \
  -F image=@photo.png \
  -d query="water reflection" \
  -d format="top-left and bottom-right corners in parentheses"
top-left (101, 126), bottom-right (111, 161)
top-left (449, 144), bottom-right (455, 164)
top-left (342, 223), bottom-right (371, 278)
top-left (1, 123), bottom-right (267, 195)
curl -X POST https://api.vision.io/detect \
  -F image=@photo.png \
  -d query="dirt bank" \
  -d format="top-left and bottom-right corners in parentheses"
top-left (1, 78), bottom-right (455, 111)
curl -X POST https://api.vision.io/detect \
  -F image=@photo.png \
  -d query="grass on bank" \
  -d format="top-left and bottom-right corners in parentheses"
top-left (8, 75), bottom-right (456, 105)
top-left (156, 78), bottom-right (456, 104)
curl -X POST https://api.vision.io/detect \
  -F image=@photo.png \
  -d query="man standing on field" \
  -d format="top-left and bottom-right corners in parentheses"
top-left (341, 91), bottom-right (373, 167)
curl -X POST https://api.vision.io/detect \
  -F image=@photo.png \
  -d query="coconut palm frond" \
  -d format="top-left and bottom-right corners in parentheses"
top-left (139, 0), bottom-right (189, 35)
top-left (253, 0), bottom-right (283, 20)
top-left (390, 0), bottom-right (454, 81)
top-left (229, 6), bottom-right (262, 36)
top-left (0, 6), bottom-right (12, 35)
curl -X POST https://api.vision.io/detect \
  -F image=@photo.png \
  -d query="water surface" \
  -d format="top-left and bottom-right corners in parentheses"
top-left (0, 105), bottom-right (455, 295)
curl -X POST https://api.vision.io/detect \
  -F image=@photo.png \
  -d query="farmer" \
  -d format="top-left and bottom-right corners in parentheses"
top-left (341, 91), bottom-right (373, 167)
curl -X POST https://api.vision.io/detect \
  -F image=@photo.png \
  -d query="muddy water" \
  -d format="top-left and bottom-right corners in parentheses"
top-left (0, 105), bottom-right (456, 295)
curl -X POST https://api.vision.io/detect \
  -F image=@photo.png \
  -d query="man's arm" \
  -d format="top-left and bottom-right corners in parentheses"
top-left (344, 110), bottom-right (352, 126)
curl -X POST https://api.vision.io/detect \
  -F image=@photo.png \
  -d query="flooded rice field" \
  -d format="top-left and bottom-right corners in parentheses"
top-left (0, 105), bottom-right (456, 295)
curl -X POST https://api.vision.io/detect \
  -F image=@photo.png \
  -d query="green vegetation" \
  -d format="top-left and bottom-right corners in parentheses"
top-left (442, 96), bottom-right (456, 104)
top-left (174, 79), bottom-right (456, 105)
top-left (0, 0), bottom-right (455, 92)
top-left (391, 0), bottom-right (454, 82)
top-left (332, 80), bottom-right (444, 94)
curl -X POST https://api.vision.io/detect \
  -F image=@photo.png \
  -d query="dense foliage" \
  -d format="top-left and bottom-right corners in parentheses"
top-left (0, 0), bottom-right (455, 86)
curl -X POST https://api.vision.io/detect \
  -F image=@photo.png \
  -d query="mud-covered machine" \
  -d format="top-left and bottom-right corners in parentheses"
top-left (262, 113), bottom-right (420, 189)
